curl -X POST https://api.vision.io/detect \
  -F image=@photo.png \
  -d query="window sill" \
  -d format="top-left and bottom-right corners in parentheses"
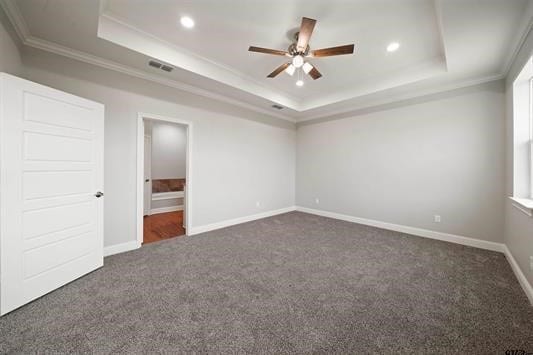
top-left (509, 197), bottom-right (533, 217)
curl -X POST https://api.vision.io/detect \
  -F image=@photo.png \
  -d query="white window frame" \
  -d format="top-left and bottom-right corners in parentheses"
top-left (530, 78), bottom-right (533, 199)
top-left (509, 58), bottom-right (533, 216)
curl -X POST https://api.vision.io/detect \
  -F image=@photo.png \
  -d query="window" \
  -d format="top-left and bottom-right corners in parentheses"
top-left (530, 78), bottom-right (533, 198)
top-left (510, 57), bottom-right (533, 215)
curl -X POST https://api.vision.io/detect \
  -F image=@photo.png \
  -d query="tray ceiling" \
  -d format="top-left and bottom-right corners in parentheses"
top-left (2, 0), bottom-right (532, 122)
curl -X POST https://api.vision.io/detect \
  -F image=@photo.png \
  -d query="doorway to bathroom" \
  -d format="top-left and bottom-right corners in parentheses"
top-left (136, 113), bottom-right (192, 245)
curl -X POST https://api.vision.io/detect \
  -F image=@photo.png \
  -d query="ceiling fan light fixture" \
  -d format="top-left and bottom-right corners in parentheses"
top-left (302, 62), bottom-right (313, 74)
top-left (248, 17), bottom-right (354, 81)
top-left (292, 55), bottom-right (304, 68)
top-left (285, 64), bottom-right (296, 76)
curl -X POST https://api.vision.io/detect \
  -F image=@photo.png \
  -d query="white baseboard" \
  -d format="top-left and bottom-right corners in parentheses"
top-left (296, 206), bottom-right (505, 253)
top-left (297, 206), bottom-right (533, 304)
top-left (150, 205), bottom-right (183, 215)
top-left (103, 205), bottom-right (533, 305)
top-left (503, 245), bottom-right (533, 305)
top-left (189, 206), bottom-right (296, 235)
top-left (104, 240), bottom-right (141, 257)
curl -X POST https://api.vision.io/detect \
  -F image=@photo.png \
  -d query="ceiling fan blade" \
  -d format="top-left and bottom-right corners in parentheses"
top-left (311, 44), bottom-right (355, 57)
top-left (267, 63), bottom-right (291, 78)
top-left (308, 66), bottom-right (322, 80)
top-left (296, 17), bottom-right (317, 52)
top-left (249, 46), bottom-right (289, 56)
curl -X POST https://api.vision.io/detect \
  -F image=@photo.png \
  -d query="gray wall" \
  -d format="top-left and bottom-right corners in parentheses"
top-left (504, 27), bottom-right (533, 287)
top-left (21, 48), bottom-right (296, 248)
top-left (0, 10), bottom-right (21, 75)
top-left (151, 121), bottom-right (187, 180)
top-left (297, 81), bottom-right (505, 243)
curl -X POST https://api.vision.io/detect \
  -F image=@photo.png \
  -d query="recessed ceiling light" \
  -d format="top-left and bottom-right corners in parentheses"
top-left (180, 16), bottom-right (195, 29)
top-left (387, 42), bottom-right (400, 52)
top-left (296, 80), bottom-right (304, 87)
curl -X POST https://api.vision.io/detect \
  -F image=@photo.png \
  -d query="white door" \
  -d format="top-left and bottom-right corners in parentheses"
top-left (143, 135), bottom-right (152, 215)
top-left (0, 73), bottom-right (104, 316)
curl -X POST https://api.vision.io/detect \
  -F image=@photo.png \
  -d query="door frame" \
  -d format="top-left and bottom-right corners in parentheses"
top-left (136, 112), bottom-right (193, 246)
top-left (143, 134), bottom-right (152, 216)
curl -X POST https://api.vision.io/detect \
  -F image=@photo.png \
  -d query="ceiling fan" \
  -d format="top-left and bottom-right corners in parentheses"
top-left (248, 17), bottom-right (355, 83)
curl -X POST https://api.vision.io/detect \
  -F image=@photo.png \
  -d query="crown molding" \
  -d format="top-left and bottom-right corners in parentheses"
top-left (27, 36), bottom-right (298, 122)
top-left (0, 0), bottom-right (296, 123)
top-left (299, 55), bottom-right (447, 112)
top-left (433, 0), bottom-right (449, 72)
top-left (296, 73), bottom-right (505, 124)
top-left (100, 11), bottom-right (301, 105)
top-left (0, 0), bottom-right (28, 39)
top-left (502, 22), bottom-right (533, 77)
top-left (1, 0), bottom-right (527, 124)
top-left (24, 36), bottom-right (297, 122)
top-left (501, 3), bottom-right (533, 77)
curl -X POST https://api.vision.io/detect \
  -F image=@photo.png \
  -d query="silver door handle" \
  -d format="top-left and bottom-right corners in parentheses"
top-left (145, 179), bottom-right (150, 182)
top-left (95, 191), bottom-right (104, 198)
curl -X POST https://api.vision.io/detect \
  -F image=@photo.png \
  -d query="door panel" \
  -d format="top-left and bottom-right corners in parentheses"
top-left (0, 73), bottom-right (104, 315)
top-left (24, 232), bottom-right (94, 278)
top-left (24, 132), bottom-right (93, 162)
top-left (23, 171), bottom-right (92, 199)
top-left (23, 224), bottom-right (93, 252)
top-left (23, 202), bottom-right (92, 239)
top-left (23, 91), bottom-right (94, 131)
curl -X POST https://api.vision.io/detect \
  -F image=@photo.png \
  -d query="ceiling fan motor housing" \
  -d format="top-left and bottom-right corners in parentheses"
top-left (288, 41), bottom-right (310, 56)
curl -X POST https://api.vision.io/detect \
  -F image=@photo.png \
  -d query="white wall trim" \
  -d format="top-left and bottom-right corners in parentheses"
top-left (152, 191), bottom-right (184, 200)
top-left (104, 241), bottom-right (140, 257)
top-left (297, 75), bottom-right (505, 124)
top-left (433, 0), bottom-right (449, 72)
top-left (189, 206), bottom-right (296, 235)
top-left (296, 207), bottom-right (533, 304)
top-left (503, 245), bottom-right (533, 305)
top-left (296, 206), bottom-right (505, 253)
top-left (101, 206), bottom-right (533, 306)
top-left (2, 0), bottom-right (528, 124)
top-left (501, 10), bottom-right (533, 76)
top-left (150, 205), bottom-right (183, 215)
top-left (98, 12), bottom-right (301, 109)
top-left (0, 0), bottom-right (294, 123)
top-left (509, 196), bottom-right (533, 217)
top-left (26, 36), bottom-right (296, 122)
top-left (0, 0), bottom-right (30, 40)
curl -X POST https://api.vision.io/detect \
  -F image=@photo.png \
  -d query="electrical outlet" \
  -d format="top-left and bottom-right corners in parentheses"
top-left (315, 198), bottom-right (320, 204)
top-left (256, 201), bottom-right (261, 208)
top-left (530, 256), bottom-right (533, 272)
top-left (434, 215), bottom-right (441, 223)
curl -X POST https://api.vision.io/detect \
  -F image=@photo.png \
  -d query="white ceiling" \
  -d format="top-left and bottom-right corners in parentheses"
top-left (103, 0), bottom-right (445, 100)
top-left (2, 0), bottom-right (532, 122)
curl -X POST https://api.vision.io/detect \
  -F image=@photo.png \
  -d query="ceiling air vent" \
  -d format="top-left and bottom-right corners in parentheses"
top-left (149, 60), bottom-right (162, 69)
top-left (148, 60), bottom-right (174, 73)
top-left (271, 104), bottom-right (284, 110)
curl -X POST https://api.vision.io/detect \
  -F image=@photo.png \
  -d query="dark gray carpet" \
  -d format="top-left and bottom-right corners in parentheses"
top-left (0, 211), bottom-right (532, 353)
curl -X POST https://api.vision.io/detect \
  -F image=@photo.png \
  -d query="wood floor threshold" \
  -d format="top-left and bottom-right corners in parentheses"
top-left (143, 211), bottom-right (185, 244)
